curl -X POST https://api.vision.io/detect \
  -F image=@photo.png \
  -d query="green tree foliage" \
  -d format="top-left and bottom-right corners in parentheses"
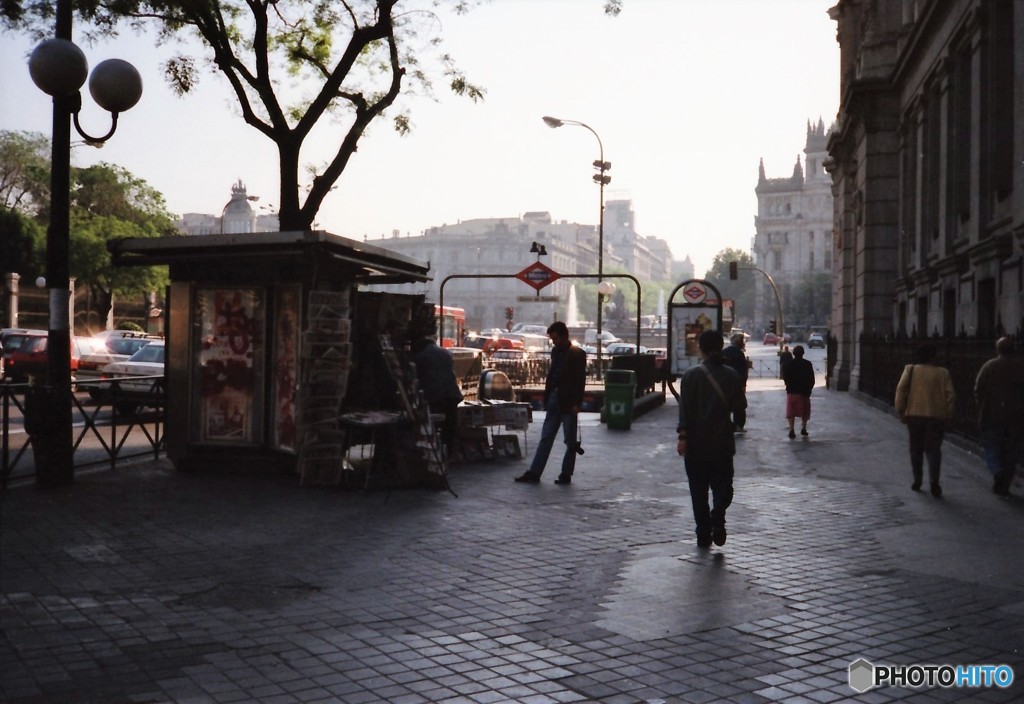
top-left (68, 163), bottom-right (176, 323)
top-left (0, 130), bottom-right (51, 218)
top-left (3, 1), bottom-right (487, 232)
top-left (705, 248), bottom-right (756, 326)
top-left (0, 129), bottom-right (174, 323)
top-left (0, 206), bottom-right (44, 277)
top-left (786, 272), bottom-right (831, 328)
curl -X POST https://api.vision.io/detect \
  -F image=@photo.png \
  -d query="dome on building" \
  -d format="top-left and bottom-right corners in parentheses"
top-left (221, 180), bottom-right (256, 234)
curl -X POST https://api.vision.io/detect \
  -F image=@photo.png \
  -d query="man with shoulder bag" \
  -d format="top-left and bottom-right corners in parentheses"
top-left (676, 330), bottom-right (747, 548)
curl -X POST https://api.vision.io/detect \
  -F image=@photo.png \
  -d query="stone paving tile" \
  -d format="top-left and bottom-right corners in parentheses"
top-left (4, 378), bottom-right (1024, 702)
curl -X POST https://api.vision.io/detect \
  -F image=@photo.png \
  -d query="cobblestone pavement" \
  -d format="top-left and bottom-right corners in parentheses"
top-left (3, 376), bottom-right (1024, 703)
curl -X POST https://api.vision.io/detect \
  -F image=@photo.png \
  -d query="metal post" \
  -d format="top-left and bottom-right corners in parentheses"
top-left (38, 0), bottom-right (75, 486)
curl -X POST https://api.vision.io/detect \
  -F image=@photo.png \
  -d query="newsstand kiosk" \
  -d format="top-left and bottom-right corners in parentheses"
top-left (109, 230), bottom-right (443, 487)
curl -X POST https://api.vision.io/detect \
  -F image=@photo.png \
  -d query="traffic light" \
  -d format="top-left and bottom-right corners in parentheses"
top-left (729, 261), bottom-right (738, 280)
top-left (769, 319), bottom-right (777, 334)
top-left (505, 306), bottom-right (514, 321)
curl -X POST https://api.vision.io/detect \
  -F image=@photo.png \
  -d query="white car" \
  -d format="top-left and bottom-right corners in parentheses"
top-left (605, 342), bottom-right (648, 355)
top-left (96, 340), bottom-right (166, 414)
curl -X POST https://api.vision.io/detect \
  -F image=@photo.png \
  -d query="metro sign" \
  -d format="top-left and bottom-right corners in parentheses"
top-left (516, 261), bottom-right (560, 291)
top-left (682, 282), bottom-right (708, 304)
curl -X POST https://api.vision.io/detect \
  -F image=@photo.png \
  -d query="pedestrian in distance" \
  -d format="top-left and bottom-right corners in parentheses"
top-left (411, 335), bottom-right (464, 457)
top-left (974, 336), bottom-right (1024, 498)
top-left (778, 345), bottom-right (793, 380)
top-left (894, 343), bottom-right (955, 497)
top-left (515, 321), bottom-right (587, 485)
top-left (676, 329), bottom-right (746, 548)
top-left (782, 345), bottom-right (815, 439)
top-left (721, 332), bottom-right (750, 432)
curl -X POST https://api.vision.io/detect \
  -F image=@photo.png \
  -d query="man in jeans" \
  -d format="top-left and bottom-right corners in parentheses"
top-left (516, 321), bottom-right (587, 485)
top-left (974, 336), bottom-right (1024, 497)
top-left (676, 330), bottom-right (746, 547)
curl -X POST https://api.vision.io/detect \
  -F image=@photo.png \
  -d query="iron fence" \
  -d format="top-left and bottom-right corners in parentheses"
top-left (1, 377), bottom-right (166, 489)
top-left (858, 333), bottom-right (1015, 441)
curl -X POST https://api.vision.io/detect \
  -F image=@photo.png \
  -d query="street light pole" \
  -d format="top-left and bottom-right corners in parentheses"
top-left (541, 116), bottom-right (610, 372)
top-left (28, 0), bottom-right (142, 486)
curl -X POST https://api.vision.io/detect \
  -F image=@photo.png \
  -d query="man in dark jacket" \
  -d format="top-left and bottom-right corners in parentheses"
top-left (676, 329), bottom-right (746, 548)
top-left (516, 321), bottom-right (588, 485)
top-left (782, 345), bottom-right (815, 439)
top-left (721, 333), bottom-right (750, 431)
top-left (974, 336), bottom-right (1024, 497)
top-left (412, 336), bottom-right (464, 455)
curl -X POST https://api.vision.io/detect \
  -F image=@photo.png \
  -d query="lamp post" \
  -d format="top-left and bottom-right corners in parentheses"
top-left (542, 115), bottom-right (611, 371)
top-left (28, 0), bottom-right (142, 487)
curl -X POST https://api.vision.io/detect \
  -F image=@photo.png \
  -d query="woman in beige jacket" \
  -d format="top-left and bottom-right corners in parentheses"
top-left (894, 343), bottom-right (956, 496)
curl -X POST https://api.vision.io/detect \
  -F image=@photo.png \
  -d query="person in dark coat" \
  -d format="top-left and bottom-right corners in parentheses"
top-left (721, 332), bottom-right (750, 431)
top-left (412, 336), bottom-right (464, 455)
top-left (516, 321), bottom-right (588, 485)
top-left (778, 345), bottom-right (793, 380)
top-left (676, 329), bottom-right (746, 548)
top-left (782, 345), bottom-right (815, 439)
top-left (974, 336), bottom-right (1024, 497)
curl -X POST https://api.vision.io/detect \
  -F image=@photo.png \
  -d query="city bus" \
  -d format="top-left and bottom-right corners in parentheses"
top-left (435, 305), bottom-right (466, 348)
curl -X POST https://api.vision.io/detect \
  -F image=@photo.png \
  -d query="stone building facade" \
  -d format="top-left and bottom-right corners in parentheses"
top-left (826, 0), bottom-right (1022, 390)
top-left (752, 120), bottom-right (834, 337)
top-left (365, 201), bottom-right (675, 333)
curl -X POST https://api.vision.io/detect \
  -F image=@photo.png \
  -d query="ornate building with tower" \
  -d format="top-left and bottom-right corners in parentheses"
top-left (752, 120), bottom-right (834, 336)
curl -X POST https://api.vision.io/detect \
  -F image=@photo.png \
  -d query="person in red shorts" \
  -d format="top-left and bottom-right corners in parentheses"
top-left (782, 345), bottom-right (815, 439)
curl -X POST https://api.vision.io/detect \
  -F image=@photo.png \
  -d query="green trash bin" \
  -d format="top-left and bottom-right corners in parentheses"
top-left (604, 369), bottom-right (636, 430)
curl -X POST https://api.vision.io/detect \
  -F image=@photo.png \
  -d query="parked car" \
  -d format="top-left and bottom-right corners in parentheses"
top-left (807, 333), bottom-right (826, 349)
top-left (78, 336), bottom-right (156, 386)
top-left (1, 331), bottom-right (107, 383)
top-left (763, 332), bottom-right (779, 345)
top-left (95, 340), bottom-right (166, 414)
top-left (606, 342), bottom-right (649, 355)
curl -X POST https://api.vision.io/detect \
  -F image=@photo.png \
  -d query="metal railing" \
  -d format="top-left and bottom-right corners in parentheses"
top-left (858, 333), bottom-right (1013, 441)
top-left (1, 376), bottom-right (166, 489)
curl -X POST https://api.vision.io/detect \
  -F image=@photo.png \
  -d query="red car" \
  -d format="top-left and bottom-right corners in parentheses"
top-left (1, 331), bottom-right (107, 383)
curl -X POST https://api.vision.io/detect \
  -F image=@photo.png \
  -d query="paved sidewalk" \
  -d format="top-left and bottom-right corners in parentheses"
top-left (3, 376), bottom-right (1024, 703)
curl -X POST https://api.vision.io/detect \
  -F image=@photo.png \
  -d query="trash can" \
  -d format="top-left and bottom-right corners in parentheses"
top-left (604, 369), bottom-right (636, 430)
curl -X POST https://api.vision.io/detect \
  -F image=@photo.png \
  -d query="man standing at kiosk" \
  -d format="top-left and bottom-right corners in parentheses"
top-left (516, 322), bottom-right (587, 485)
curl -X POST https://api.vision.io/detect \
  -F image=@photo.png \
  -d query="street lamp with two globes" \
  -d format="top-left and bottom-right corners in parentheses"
top-left (26, 0), bottom-right (142, 486)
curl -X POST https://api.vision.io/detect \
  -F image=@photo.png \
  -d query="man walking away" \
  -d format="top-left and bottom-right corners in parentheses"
top-left (721, 333), bottom-right (750, 432)
top-left (676, 329), bottom-right (746, 548)
top-left (974, 336), bottom-right (1024, 497)
top-left (516, 321), bottom-right (587, 485)
top-left (783, 345), bottom-right (815, 439)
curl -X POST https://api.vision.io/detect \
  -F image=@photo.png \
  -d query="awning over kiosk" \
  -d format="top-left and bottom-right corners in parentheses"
top-left (109, 230), bottom-right (431, 285)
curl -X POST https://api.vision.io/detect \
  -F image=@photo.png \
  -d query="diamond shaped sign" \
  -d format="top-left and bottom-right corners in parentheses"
top-left (516, 261), bottom-right (561, 292)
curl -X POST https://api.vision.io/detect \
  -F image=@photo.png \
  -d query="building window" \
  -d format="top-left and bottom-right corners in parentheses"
top-left (900, 120), bottom-right (919, 264)
top-left (921, 82), bottom-right (942, 248)
top-left (916, 295), bottom-right (928, 337)
top-left (982, 0), bottom-right (1014, 206)
top-left (946, 39), bottom-right (972, 239)
top-left (825, 249), bottom-right (832, 271)
top-left (773, 251), bottom-right (782, 270)
top-left (810, 250), bottom-right (815, 270)
top-left (943, 288), bottom-right (957, 337)
top-left (977, 278), bottom-right (996, 337)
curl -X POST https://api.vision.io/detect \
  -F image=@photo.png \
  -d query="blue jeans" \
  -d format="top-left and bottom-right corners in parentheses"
top-left (528, 394), bottom-right (579, 478)
top-left (980, 425), bottom-right (1021, 479)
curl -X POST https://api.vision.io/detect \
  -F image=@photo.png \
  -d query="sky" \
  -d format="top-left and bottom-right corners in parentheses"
top-left (1, 0), bottom-right (840, 277)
